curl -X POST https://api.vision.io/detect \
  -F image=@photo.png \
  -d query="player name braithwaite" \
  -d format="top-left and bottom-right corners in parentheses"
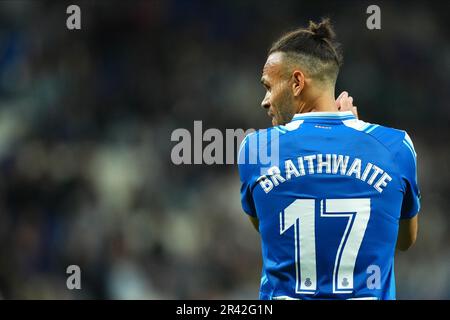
top-left (257, 153), bottom-right (392, 194)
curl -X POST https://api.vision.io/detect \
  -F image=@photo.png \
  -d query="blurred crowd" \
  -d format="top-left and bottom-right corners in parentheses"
top-left (0, 0), bottom-right (448, 299)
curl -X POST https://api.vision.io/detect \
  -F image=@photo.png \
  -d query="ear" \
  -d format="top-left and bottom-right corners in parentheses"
top-left (292, 70), bottom-right (305, 97)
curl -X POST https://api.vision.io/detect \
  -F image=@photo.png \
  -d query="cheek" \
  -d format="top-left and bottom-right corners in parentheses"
top-left (273, 87), bottom-right (291, 111)
top-left (271, 87), bottom-right (283, 106)
top-left (275, 88), bottom-right (295, 123)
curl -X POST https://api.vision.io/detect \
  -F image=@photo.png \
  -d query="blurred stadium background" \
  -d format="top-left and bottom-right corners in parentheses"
top-left (0, 0), bottom-right (448, 299)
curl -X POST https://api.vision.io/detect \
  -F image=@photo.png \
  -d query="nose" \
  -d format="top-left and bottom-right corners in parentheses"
top-left (261, 93), bottom-right (270, 110)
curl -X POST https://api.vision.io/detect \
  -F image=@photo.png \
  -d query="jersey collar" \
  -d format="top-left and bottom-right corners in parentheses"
top-left (291, 111), bottom-right (356, 122)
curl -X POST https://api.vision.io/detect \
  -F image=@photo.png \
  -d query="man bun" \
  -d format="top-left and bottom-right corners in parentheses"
top-left (308, 18), bottom-right (336, 41)
top-left (269, 17), bottom-right (343, 68)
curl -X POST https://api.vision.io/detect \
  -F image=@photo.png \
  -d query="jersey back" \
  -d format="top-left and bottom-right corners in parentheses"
top-left (238, 111), bottom-right (420, 300)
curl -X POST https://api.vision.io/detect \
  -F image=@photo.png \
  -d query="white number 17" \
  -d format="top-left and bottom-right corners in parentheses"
top-left (280, 198), bottom-right (371, 294)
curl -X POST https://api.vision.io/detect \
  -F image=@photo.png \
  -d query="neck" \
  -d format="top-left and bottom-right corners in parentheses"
top-left (296, 91), bottom-right (338, 114)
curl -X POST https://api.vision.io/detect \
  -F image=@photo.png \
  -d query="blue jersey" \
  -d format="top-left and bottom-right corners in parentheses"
top-left (238, 111), bottom-right (420, 300)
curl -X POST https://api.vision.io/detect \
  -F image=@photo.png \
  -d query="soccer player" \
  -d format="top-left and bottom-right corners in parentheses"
top-left (238, 18), bottom-right (420, 300)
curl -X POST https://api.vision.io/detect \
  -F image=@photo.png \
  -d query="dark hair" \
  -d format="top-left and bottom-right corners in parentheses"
top-left (269, 18), bottom-right (343, 77)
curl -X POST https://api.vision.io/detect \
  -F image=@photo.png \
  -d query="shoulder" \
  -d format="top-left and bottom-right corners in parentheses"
top-left (368, 124), bottom-right (417, 160)
top-left (237, 126), bottom-right (285, 161)
top-left (237, 130), bottom-right (259, 179)
top-left (237, 126), bottom-right (287, 180)
top-left (342, 118), bottom-right (416, 156)
top-left (238, 130), bottom-right (258, 164)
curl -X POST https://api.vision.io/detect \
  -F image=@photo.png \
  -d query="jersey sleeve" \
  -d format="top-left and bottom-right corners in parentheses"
top-left (237, 133), bottom-right (257, 218)
top-left (396, 132), bottom-right (421, 219)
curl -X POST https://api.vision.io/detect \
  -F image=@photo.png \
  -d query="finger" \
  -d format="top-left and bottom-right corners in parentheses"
top-left (353, 106), bottom-right (359, 119)
top-left (348, 96), bottom-right (353, 105)
top-left (336, 91), bottom-right (348, 109)
top-left (336, 98), bottom-right (341, 110)
top-left (344, 97), bottom-right (353, 110)
top-left (341, 96), bottom-right (352, 111)
top-left (337, 91), bottom-right (348, 101)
